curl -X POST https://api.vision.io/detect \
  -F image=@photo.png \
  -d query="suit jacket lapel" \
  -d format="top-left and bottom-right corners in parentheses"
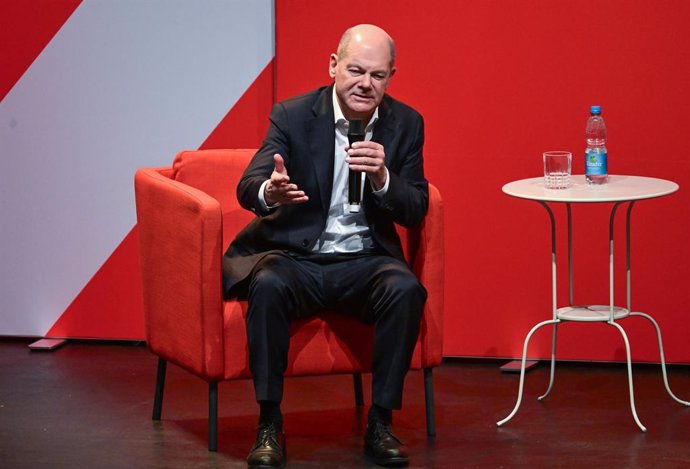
top-left (306, 86), bottom-right (336, 214)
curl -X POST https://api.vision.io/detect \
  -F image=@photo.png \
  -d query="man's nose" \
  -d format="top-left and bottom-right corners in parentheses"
top-left (359, 74), bottom-right (372, 88)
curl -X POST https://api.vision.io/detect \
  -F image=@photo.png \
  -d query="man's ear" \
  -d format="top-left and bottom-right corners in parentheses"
top-left (383, 67), bottom-right (397, 89)
top-left (329, 53), bottom-right (338, 78)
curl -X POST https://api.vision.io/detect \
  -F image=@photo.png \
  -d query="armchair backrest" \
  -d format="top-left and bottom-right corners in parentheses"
top-left (170, 149), bottom-right (439, 266)
top-left (172, 149), bottom-right (255, 248)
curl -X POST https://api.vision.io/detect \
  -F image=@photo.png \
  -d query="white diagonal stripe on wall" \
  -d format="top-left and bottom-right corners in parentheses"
top-left (0, 0), bottom-right (274, 335)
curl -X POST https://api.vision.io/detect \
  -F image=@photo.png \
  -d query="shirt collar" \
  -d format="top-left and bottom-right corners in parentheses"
top-left (332, 86), bottom-right (379, 129)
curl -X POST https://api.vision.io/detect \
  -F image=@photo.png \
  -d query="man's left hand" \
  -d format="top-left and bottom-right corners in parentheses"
top-left (346, 141), bottom-right (387, 191)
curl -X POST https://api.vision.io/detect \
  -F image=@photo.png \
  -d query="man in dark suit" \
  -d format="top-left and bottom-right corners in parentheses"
top-left (223, 24), bottom-right (428, 468)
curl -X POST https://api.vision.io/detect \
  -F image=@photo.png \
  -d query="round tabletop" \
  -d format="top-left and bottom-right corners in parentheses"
top-left (502, 175), bottom-right (679, 203)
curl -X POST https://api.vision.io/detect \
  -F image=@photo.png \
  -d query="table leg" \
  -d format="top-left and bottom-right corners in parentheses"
top-left (536, 201), bottom-right (558, 320)
top-left (609, 202), bottom-right (625, 321)
top-left (626, 202), bottom-right (635, 312)
top-left (567, 203), bottom-right (573, 306)
top-left (539, 200), bottom-right (559, 400)
top-left (607, 320), bottom-right (647, 432)
top-left (629, 312), bottom-right (690, 406)
top-left (496, 319), bottom-right (559, 427)
top-left (624, 201), bottom-right (688, 406)
top-left (538, 322), bottom-right (558, 401)
top-left (537, 201), bottom-right (560, 401)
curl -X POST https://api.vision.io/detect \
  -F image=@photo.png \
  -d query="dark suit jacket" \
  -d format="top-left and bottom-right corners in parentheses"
top-left (222, 85), bottom-right (428, 297)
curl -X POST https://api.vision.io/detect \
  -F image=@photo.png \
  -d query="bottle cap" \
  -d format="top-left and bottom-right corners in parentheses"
top-left (590, 105), bottom-right (601, 115)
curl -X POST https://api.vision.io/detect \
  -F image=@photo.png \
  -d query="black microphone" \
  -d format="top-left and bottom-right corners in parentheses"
top-left (347, 119), bottom-right (365, 213)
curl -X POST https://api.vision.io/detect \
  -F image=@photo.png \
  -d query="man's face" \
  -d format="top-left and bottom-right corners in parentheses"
top-left (329, 39), bottom-right (395, 121)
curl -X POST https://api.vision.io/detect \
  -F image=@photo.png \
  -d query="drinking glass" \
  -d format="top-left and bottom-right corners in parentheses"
top-left (543, 151), bottom-right (572, 189)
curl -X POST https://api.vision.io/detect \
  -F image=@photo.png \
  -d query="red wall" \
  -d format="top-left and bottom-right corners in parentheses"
top-left (275, 0), bottom-right (690, 362)
top-left (0, 0), bottom-right (82, 101)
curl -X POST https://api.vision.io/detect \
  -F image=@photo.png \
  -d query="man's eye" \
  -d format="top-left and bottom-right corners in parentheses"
top-left (349, 69), bottom-right (363, 76)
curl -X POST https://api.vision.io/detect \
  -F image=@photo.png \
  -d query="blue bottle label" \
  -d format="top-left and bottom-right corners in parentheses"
top-left (585, 149), bottom-right (607, 175)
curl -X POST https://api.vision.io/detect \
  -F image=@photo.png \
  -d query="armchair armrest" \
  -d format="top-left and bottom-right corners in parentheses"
top-left (135, 167), bottom-right (225, 380)
top-left (409, 183), bottom-right (444, 366)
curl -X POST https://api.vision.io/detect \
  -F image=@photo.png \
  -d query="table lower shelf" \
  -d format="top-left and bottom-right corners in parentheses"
top-left (557, 305), bottom-right (629, 322)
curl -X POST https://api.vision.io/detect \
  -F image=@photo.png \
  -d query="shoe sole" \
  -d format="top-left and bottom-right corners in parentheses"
top-left (364, 447), bottom-right (409, 467)
top-left (247, 456), bottom-right (286, 469)
top-left (247, 454), bottom-right (286, 468)
top-left (247, 451), bottom-right (286, 468)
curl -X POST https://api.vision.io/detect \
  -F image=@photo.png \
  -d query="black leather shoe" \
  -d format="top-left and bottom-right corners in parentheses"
top-left (364, 420), bottom-right (409, 467)
top-left (247, 422), bottom-right (286, 468)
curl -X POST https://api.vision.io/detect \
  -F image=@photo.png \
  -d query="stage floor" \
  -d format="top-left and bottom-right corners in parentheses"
top-left (1, 339), bottom-right (689, 468)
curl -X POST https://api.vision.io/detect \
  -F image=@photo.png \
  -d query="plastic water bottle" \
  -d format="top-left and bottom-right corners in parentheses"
top-left (585, 105), bottom-right (608, 184)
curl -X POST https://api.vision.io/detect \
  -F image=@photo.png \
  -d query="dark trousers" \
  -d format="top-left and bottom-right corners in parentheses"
top-left (243, 252), bottom-right (426, 410)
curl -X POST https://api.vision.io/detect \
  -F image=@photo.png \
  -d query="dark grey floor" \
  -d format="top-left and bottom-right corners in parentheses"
top-left (1, 339), bottom-right (689, 468)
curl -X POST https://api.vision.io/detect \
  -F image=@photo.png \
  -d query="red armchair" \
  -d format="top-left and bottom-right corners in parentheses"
top-left (134, 149), bottom-right (444, 451)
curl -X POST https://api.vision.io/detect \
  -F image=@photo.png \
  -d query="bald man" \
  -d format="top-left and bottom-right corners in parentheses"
top-left (223, 24), bottom-right (428, 468)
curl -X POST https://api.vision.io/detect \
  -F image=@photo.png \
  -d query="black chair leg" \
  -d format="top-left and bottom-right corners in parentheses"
top-left (153, 358), bottom-right (167, 420)
top-left (353, 373), bottom-right (364, 406)
top-left (424, 367), bottom-right (436, 437)
top-left (209, 382), bottom-right (218, 452)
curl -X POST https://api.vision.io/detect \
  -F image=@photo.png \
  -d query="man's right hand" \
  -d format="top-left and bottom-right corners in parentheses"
top-left (264, 154), bottom-right (309, 206)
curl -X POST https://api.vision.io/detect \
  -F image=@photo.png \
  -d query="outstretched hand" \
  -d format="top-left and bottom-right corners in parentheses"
top-left (264, 154), bottom-right (309, 206)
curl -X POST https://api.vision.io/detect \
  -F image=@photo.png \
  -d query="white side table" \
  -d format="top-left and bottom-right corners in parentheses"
top-left (496, 175), bottom-right (689, 431)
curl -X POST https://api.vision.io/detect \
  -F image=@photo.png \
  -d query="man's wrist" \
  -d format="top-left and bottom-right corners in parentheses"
top-left (371, 167), bottom-right (390, 196)
top-left (258, 180), bottom-right (280, 210)
top-left (264, 181), bottom-right (275, 205)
